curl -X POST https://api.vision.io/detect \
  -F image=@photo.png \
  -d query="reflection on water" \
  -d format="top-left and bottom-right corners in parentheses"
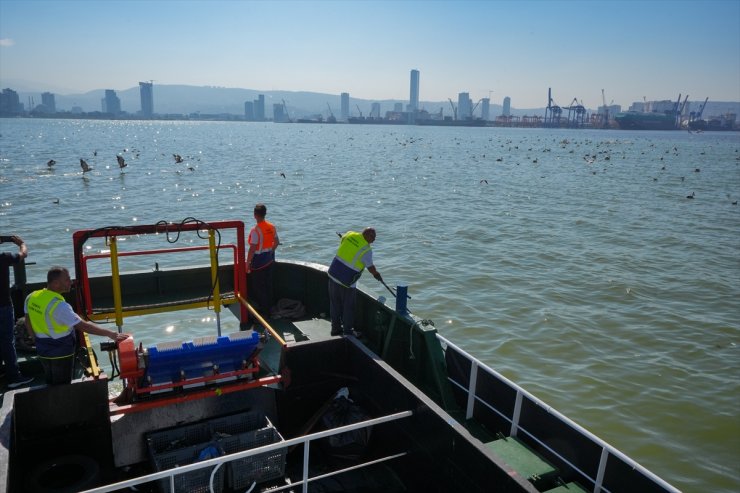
top-left (1, 119), bottom-right (738, 492)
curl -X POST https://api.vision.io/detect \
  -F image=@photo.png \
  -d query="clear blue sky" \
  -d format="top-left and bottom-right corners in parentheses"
top-left (1, 0), bottom-right (738, 108)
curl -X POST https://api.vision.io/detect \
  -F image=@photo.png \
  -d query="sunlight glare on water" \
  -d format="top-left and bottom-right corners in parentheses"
top-left (1, 119), bottom-right (738, 492)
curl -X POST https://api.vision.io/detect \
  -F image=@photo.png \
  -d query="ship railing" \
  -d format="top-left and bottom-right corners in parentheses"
top-left (436, 334), bottom-right (681, 493)
top-left (79, 409), bottom-right (413, 493)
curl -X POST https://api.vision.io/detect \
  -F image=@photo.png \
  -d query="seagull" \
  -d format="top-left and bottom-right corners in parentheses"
top-left (279, 172), bottom-right (286, 179)
top-left (173, 154), bottom-right (183, 163)
top-left (480, 179), bottom-right (488, 184)
top-left (117, 155), bottom-right (127, 170)
top-left (52, 198), bottom-right (60, 204)
top-left (47, 159), bottom-right (56, 167)
top-left (686, 192), bottom-right (695, 199)
top-left (80, 158), bottom-right (92, 173)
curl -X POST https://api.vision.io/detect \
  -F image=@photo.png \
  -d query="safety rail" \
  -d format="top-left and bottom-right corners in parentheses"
top-left (79, 410), bottom-right (413, 493)
top-left (80, 244), bottom-right (239, 320)
top-left (436, 334), bottom-right (681, 493)
top-left (72, 220), bottom-right (248, 333)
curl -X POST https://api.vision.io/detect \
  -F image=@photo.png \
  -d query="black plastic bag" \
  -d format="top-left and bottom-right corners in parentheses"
top-left (320, 388), bottom-right (372, 461)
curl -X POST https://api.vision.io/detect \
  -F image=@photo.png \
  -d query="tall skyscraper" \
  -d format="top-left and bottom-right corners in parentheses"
top-left (409, 69), bottom-right (420, 112)
top-left (0, 88), bottom-right (22, 115)
top-left (244, 101), bottom-right (254, 121)
top-left (481, 98), bottom-right (490, 121)
top-left (457, 92), bottom-right (472, 120)
top-left (255, 95), bottom-right (265, 121)
top-left (41, 92), bottom-right (56, 113)
top-left (370, 102), bottom-right (381, 118)
top-left (139, 82), bottom-right (154, 118)
top-left (503, 97), bottom-right (511, 117)
top-left (340, 93), bottom-right (350, 121)
top-left (103, 89), bottom-right (121, 115)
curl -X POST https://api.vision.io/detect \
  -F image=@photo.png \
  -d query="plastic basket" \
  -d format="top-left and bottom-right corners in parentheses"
top-left (218, 422), bottom-right (286, 489)
top-left (151, 441), bottom-right (226, 493)
top-left (210, 410), bottom-right (266, 436)
top-left (147, 421), bottom-right (212, 455)
top-left (146, 411), bottom-right (266, 456)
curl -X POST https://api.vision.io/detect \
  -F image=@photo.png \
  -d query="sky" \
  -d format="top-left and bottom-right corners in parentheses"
top-left (1, 0), bottom-right (739, 109)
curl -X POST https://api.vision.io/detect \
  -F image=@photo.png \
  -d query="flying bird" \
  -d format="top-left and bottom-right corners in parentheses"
top-left (173, 154), bottom-right (184, 163)
top-left (479, 179), bottom-right (488, 184)
top-left (80, 158), bottom-right (92, 173)
top-left (117, 155), bottom-right (127, 169)
top-left (279, 172), bottom-right (286, 179)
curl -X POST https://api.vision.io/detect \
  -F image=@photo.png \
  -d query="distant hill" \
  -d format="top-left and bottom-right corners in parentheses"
top-left (4, 82), bottom-right (738, 120)
top-left (7, 83), bottom-right (549, 118)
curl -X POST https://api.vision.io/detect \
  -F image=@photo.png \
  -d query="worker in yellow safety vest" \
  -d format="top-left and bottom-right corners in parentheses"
top-left (327, 227), bottom-right (382, 336)
top-left (24, 266), bottom-right (129, 385)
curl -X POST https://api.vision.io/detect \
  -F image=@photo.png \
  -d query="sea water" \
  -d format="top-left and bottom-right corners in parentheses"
top-left (1, 118), bottom-right (738, 492)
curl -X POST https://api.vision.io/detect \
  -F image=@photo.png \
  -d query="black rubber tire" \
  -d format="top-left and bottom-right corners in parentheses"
top-left (26, 454), bottom-right (100, 493)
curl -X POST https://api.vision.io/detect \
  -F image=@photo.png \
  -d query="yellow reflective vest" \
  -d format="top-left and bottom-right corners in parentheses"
top-left (328, 231), bottom-right (371, 287)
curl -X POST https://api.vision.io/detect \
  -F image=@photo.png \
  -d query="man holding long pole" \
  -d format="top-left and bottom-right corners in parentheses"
top-left (327, 227), bottom-right (383, 336)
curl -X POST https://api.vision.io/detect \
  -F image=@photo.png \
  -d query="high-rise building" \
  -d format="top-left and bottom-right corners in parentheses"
top-left (503, 97), bottom-right (511, 117)
top-left (273, 103), bottom-right (287, 122)
top-left (457, 92), bottom-right (472, 120)
top-left (0, 88), bottom-right (22, 115)
top-left (41, 92), bottom-right (56, 113)
top-left (481, 98), bottom-right (490, 121)
top-left (340, 93), bottom-right (350, 121)
top-left (103, 89), bottom-right (121, 115)
top-left (244, 101), bottom-right (254, 121)
top-left (409, 69), bottom-right (420, 112)
top-left (394, 102), bottom-right (403, 112)
top-left (370, 102), bottom-right (381, 118)
top-left (139, 82), bottom-right (154, 118)
top-left (254, 95), bottom-right (265, 121)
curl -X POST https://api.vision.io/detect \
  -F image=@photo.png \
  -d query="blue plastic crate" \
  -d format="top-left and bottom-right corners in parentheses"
top-left (152, 441), bottom-right (226, 493)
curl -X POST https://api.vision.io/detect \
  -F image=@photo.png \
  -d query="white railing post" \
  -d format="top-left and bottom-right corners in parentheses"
top-left (465, 360), bottom-right (479, 420)
top-left (509, 390), bottom-right (523, 437)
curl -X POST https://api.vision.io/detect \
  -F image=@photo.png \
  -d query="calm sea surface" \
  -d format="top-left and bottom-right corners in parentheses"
top-left (1, 118), bottom-right (738, 492)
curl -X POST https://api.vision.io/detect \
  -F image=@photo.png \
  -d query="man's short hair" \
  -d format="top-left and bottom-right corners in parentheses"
top-left (47, 266), bottom-right (69, 284)
top-left (254, 203), bottom-right (267, 217)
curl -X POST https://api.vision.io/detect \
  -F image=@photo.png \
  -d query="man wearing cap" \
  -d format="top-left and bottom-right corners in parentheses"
top-left (327, 227), bottom-right (382, 336)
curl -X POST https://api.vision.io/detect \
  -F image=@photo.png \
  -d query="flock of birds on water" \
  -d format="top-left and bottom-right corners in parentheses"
top-left (35, 135), bottom-right (739, 206)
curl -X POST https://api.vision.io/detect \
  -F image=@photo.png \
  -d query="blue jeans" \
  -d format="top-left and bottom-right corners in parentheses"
top-left (0, 304), bottom-right (21, 380)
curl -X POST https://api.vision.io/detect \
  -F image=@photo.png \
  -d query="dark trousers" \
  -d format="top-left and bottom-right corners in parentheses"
top-left (328, 279), bottom-right (356, 335)
top-left (247, 263), bottom-right (273, 319)
top-left (40, 355), bottom-right (74, 385)
top-left (0, 304), bottom-right (21, 380)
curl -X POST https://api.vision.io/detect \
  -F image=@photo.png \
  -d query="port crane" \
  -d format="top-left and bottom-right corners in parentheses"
top-left (281, 99), bottom-right (292, 122)
top-left (470, 98), bottom-right (483, 119)
top-left (355, 104), bottom-right (363, 118)
top-left (326, 103), bottom-right (336, 123)
top-left (448, 98), bottom-right (457, 120)
top-left (689, 97), bottom-right (709, 122)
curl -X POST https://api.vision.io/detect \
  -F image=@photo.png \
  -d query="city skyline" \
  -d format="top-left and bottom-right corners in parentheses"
top-left (1, 1), bottom-right (739, 109)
